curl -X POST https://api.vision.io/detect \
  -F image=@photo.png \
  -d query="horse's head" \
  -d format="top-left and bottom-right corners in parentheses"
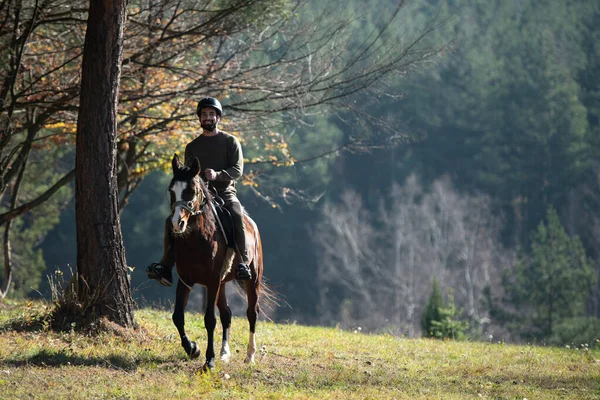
top-left (169, 154), bottom-right (206, 234)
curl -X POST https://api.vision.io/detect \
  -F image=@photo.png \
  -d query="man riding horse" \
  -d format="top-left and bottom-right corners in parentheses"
top-left (147, 97), bottom-right (253, 285)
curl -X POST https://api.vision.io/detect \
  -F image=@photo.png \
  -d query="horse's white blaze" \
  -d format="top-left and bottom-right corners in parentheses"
top-left (245, 332), bottom-right (256, 364)
top-left (171, 181), bottom-right (187, 232)
top-left (220, 339), bottom-right (231, 362)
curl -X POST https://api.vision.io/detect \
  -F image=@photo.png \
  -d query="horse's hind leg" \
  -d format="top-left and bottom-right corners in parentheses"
top-left (217, 285), bottom-right (232, 362)
top-left (172, 280), bottom-right (200, 359)
top-left (245, 281), bottom-right (259, 363)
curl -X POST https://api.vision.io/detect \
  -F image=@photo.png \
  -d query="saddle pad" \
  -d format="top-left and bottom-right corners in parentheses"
top-left (212, 201), bottom-right (235, 248)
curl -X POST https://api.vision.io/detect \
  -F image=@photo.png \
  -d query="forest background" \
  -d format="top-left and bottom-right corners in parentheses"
top-left (2, 0), bottom-right (600, 346)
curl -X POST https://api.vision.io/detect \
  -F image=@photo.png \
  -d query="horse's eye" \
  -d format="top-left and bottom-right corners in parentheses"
top-left (187, 201), bottom-right (194, 208)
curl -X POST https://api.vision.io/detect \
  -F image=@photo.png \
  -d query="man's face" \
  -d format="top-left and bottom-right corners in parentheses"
top-left (200, 107), bottom-right (220, 131)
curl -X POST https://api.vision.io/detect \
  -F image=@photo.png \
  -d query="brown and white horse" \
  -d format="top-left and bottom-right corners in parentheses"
top-left (168, 154), bottom-right (264, 370)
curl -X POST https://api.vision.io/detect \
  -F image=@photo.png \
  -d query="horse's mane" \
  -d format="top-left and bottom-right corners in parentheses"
top-left (172, 166), bottom-right (216, 239)
top-left (196, 178), bottom-right (217, 239)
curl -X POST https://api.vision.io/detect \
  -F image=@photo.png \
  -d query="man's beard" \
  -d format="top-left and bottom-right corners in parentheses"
top-left (201, 122), bottom-right (217, 131)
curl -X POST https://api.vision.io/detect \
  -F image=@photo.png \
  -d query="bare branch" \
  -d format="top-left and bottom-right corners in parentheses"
top-left (0, 168), bottom-right (74, 224)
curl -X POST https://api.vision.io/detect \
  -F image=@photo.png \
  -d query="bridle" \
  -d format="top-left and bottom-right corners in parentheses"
top-left (171, 179), bottom-right (207, 217)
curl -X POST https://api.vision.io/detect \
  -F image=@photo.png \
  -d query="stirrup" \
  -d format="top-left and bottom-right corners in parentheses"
top-left (235, 262), bottom-right (252, 281)
top-left (146, 262), bottom-right (173, 287)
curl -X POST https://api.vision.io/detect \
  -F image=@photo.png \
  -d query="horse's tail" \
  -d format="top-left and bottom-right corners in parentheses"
top-left (258, 278), bottom-right (280, 321)
top-left (234, 278), bottom-right (279, 320)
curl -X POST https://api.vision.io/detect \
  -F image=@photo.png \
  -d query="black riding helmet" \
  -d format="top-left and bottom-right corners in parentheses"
top-left (196, 97), bottom-right (223, 117)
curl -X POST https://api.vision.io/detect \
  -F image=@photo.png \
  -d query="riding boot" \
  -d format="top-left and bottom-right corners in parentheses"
top-left (147, 217), bottom-right (175, 286)
top-left (234, 219), bottom-right (252, 281)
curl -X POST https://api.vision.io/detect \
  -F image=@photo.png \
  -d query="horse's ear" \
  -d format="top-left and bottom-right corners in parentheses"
top-left (190, 157), bottom-right (201, 177)
top-left (172, 153), bottom-right (182, 172)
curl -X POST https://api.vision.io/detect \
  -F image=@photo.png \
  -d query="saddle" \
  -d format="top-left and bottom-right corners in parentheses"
top-left (209, 193), bottom-right (236, 248)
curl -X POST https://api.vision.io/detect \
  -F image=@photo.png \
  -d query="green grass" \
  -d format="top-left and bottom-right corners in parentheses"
top-left (0, 300), bottom-right (598, 399)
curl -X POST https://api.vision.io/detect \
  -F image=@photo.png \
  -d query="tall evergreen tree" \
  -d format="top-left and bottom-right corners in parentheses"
top-left (506, 206), bottom-right (595, 340)
top-left (421, 279), bottom-right (443, 337)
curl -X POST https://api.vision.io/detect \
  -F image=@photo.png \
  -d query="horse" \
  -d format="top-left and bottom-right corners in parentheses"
top-left (167, 153), bottom-right (264, 371)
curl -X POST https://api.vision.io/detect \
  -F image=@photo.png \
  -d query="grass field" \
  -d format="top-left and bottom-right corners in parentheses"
top-left (0, 299), bottom-right (598, 399)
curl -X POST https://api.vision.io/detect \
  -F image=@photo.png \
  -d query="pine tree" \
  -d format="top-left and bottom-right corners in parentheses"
top-left (73, 0), bottom-right (135, 328)
top-left (421, 279), bottom-right (443, 337)
top-left (508, 206), bottom-right (595, 340)
top-left (430, 290), bottom-right (469, 340)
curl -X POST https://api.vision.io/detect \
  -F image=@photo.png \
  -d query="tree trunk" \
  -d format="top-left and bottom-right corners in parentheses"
top-left (1, 222), bottom-right (13, 298)
top-left (75, 0), bottom-right (135, 327)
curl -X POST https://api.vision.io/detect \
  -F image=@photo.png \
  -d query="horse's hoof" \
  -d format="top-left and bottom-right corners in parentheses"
top-left (244, 355), bottom-right (255, 364)
top-left (220, 344), bottom-right (231, 363)
top-left (203, 360), bottom-right (215, 372)
top-left (188, 342), bottom-right (201, 359)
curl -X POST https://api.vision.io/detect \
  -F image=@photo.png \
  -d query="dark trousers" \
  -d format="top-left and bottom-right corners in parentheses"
top-left (221, 194), bottom-right (249, 262)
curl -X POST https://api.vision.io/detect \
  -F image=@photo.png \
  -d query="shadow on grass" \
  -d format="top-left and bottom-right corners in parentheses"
top-left (0, 314), bottom-right (49, 333)
top-left (0, 349), bottom-right (179, 371)
top-left (1, 305), bottom-right (138, 335)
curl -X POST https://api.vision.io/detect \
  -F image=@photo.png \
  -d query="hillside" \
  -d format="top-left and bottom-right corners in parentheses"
top-left (0, 300), bottom-right (598, 399)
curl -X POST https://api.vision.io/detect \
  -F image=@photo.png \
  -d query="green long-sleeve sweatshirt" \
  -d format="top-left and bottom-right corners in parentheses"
top-left (184, 130), bottom-right (243, 196)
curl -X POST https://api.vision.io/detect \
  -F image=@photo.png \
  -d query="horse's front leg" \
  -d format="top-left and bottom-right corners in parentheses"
top-left (203, 278), bottom-right (221, 371)
top-left (172, 280), bottom-right (200, 359)
top-left (217, 284), bottom-right (232, 362)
